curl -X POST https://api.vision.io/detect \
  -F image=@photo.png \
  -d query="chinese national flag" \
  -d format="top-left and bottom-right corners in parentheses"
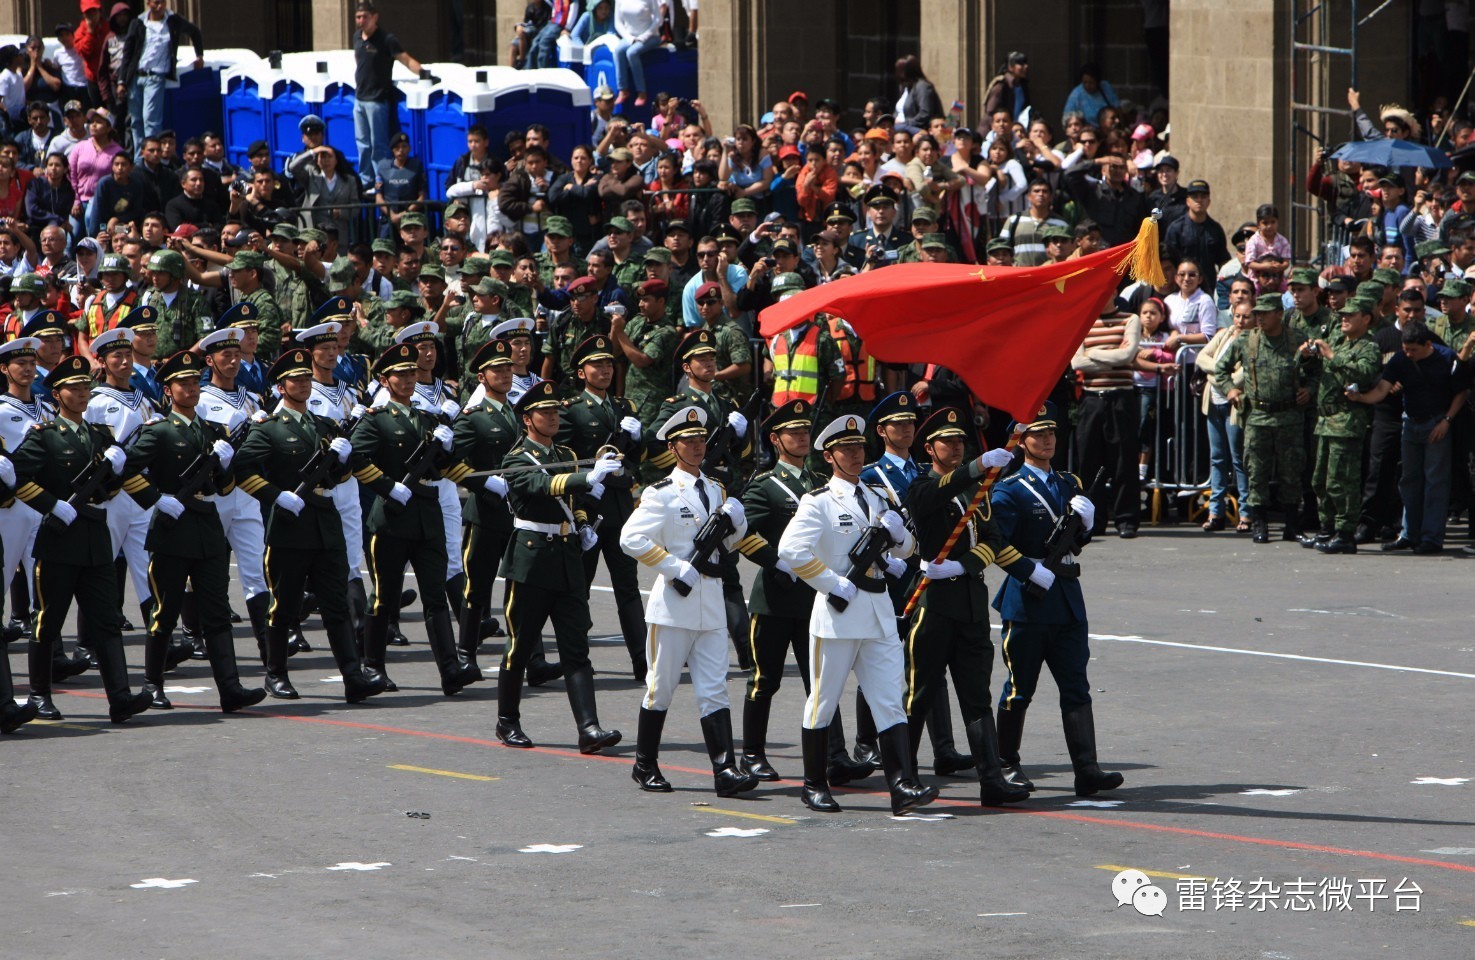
top-left (758, 222), bottom-right (1165, 424)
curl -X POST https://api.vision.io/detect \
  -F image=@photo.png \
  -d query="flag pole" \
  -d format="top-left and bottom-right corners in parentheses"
top-left (901, 426), bottom-right (1022, 618)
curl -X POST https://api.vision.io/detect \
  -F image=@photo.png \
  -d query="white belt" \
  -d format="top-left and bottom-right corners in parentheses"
top-left (513, 518), bottom-right (572, 536)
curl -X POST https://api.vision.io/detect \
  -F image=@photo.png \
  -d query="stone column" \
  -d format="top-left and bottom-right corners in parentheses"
top-left (920, 0), bottom-right (1071, 129)
top-left (698, 0), bottom-right (842, 138)
top-left (313, 0), bottom-right (351, 52)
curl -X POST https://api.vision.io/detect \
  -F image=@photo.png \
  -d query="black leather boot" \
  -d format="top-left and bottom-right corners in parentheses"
top-left (702, 707), bottom-right (759, 797)
top-left (878, 722), bottom-right (939, 815)
top-left (0, 654), bottom-right (36, 733)
top-left (1317, 532), bottom-right (1357, 554)
top-left (262, 623), bottom-right (299, 699)
top-left (996, 703), bottom-right (1034, 791)
top-left (1299, 526), bottom-right (1332, 549)
top-left (245, 593), bottom-right (272, 663)
top-left (852, 689), bottom-right (880, 766)
top-left (632, 707), bottom-right (673, 791)
top-left (445, 573), bottom-right (466, 622)
top-left (800, 725), bottom-right (841, 812)
top-left (566, 663), bottom-right (621, 754)
top-left (26, 635), bottom-right (60, 720)
top-left (142, 632), bottom-right (173, 709)
top-left (740, 696), bottom-right (781, 780)
top-left (203, 628), bottom-right (267, 714)
top-left (91, 629), bottom-right (151, 724)
top-left (426, 608), bottom-right (482, 696)
top-left (928, 689), bottom-right (973, 776)
top-left (362, 611), bottom-right (396, 691)
top-left (618, 597), bottom-right (648, 680)
top-left (1063, 704), bottom-right (1124, 797)
top-left (968, 712), bottom-right (1030, 806)
top-left (495, 661), bottom-right (533, 747)
top-left (825, 711), bottom-right (876, 784)
top-left (348, 577), bottom-right (369, 649)
top-left (181, 592), bottom-right (207, 658)
top-left (526, 636), bottom-right (564, 686)
top-left (386, 610), bottom-right (410, 646)
top-left (323, 618), bottom-right (387, 704)
top-left (1251, 512), bottom-right (1270, 544)
top-left (457, 598), bottom-right (485, 666)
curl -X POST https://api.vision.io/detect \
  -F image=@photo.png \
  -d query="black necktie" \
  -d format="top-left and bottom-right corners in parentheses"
top-left (695, 479), bottom-right (710, 512)
top-left (855, 485), bottom-right (870, 520)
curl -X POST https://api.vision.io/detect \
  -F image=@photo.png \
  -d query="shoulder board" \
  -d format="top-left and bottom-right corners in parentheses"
top-left (749, 469), bottom-right (775, 483)
top-left (663, 395), bottom-right (681, 403)
top-left (652, 478), bottom-right (673, 489)
top-left (554, 444), bottom-right (576, 457)
top-left (32, 422), bottom-right (48, 431)
top-left (562, 399), bottom-right (576, 408)
top-left (275, 413), bottom-right (292, 422)
top-left (801, 488), bottom-right (825, 499)
top-left (462, 403), bottom-right (478, 415)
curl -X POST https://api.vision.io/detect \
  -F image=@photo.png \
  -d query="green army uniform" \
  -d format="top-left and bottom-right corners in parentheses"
top-left (452, 277), bottom-right (511, 392)
top-left (142, 250), bottom-right (214, 358)
top-left (1213, 295), bottom-right (1319, 540)
top-left (1287, 304), bottom-right (1338, 343)
top-left (234, 348), bottom-right (386, 702)
top-left (612, 256), bottom-right (645, 296)
top-left (268, 259), bottom-right (310, 331)
top-left (504, 282), bottom-right (535, 318)
top-left (229, 251), bottom-right (284, 358)
top-left (901, 407), bottom-right (1027, 804)
top-left (494, 380), bottom-right (622, 753)
top-left (555, 338), bottom-right (647, 677)
top-left (895, 209), bottom-right (957, 263)
top-left (12, 370), bottom-right (150, 723)
top-left (1310, 301), bottom-right (1384, 547)
top-left (543, 300), bottom-right (605, 394)
top-left (622, 313), bottom-right (680, 426)
top-left (349, 344), bottom-right (479, 696)
top-left (122, 351), bottom-right (266, 714)
top-left (1429, 279), bottom-right (1475, 351)
top-left (709, 319), bottom-right (754, 406)
top-left (1285, 267), bottom-right (1338, 528)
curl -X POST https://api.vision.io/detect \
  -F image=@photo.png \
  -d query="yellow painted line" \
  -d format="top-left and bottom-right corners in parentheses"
top-left (388, 764), bottom-right (500, 782)
top-left (703, 807), bottom-right (799, 825)
top-left (1458, 919), bottom-right (1475, 928)
top-left (1095, 864), bottom-right (1216, 882)
top-left (32, 720), bottom-right (97, 731)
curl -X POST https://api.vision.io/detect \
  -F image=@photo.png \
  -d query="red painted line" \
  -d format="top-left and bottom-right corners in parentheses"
top-left (58, 690), bottom-right (1475, 875)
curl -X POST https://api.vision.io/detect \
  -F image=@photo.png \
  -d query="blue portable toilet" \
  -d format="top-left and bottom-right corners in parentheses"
top-left (421, 67), bottom-right (592, 203)
top-left (166, 48), bottom-right (258, 144)
top-left (221, 65), bottom-right (271, 169)
top-left (556, 36), bottom-right (586, 77)
top-left (583, 35), bottom-right (618, 100)
top-left (583, 37), bottom-right (695, 126)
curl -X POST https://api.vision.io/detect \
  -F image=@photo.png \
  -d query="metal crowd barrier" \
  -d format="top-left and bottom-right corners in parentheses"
top-left (1142, 345), bottom-right (1241, 525)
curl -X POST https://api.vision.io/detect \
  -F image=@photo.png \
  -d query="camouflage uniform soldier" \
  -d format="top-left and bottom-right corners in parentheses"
top-left (142, 250), bottom-right (214, 358)
top-left (1213, 293), bottom-right (1318, 544)
top-left (266, 223), bottom-right (311, 331)
top-left (1431, 279), bottom-right (1474, 352)
top-left (1303, 297), bottom-right (1382, 554)
top-left (1285, 265), bottom-right (1337, 529)
top-left (535, 216), bottom-right (576, 287)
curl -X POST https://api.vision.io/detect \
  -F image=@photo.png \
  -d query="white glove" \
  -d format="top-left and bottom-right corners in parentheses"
top-left (250, 409), bottom-right (271, 423)
top-left (156, 494), bottom-right (185, 519)
top-left (274, 490), bottom-right (305, 515)
top-left (103, 444), bottom-right (127, 476)
top-left (579, 525), bottom-right (598, 551)
top-left (1027, 563), bottom-right (1056, 592)
top-left (350, 403), bottom-right (368, 420)
top-left (50, 500), bottom-right (76, 526)
top-left (1069, 494), bottom-right (1095, 530)
top-left (727, 410), bottom-right (748, 439)
top-left (774, 558), bottom-right (798, 582)
top-left (389, 482), bottom-right (412, 505)
top-left (0, 455), bottom-right (14, 489)
top-left (589, 481), bottom-right (605, 499)
top-left (439, 398), bottom-right (462, 421)
top-left (483, 475), bottom-right (508, 498)
top-left (975, 447), bottom-right (1013, 471)
top-left (433, 424), bottom-right (454, 451)
top-left (588, 452), bottom-right (622, 483)
top-left (879, 509), bottom-right (906, 545)
top-left (329, 437), bottom-right (353, 463)
top-left (925, 558), bottom-right (965, 580)
top-left (211, 439), bottom-right (234, 469)
top-left (673, 560), bottom-right (699, 589)
top-left (719, 496), bottom-right (745, 527)
top-left (829, 577), bottom-right (857, 602)
top-left (619, 415), bottom-right (641, 441)
top-left (882, 554), bottom-right (907, 578)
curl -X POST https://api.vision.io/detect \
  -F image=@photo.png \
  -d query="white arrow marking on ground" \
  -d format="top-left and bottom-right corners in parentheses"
top-left (1411, 777), bottom-right (1470, 786)
top-left (326, 861), bottom-right (391, 871)
top-left (130, 878), bottom-right (197, 889)
top-left (891, 812), bottom-right (956, 822)
top-left (248, 873), bottom-right (280, 879)
top-left (1066, 800), bottom-right (1124, 808)
top-left (1240, 788), bottom-right (1302, 796)
top-left (705, 827), bottom-right (769, 838)
top-left (320, 676), bottom-right (344, 683)
top-left (1421, 847), bottom-right (1475, 855)
top-left (518, 844), bottom-right (582, 854)
top-left (162, 686), bottom-right (211, 694)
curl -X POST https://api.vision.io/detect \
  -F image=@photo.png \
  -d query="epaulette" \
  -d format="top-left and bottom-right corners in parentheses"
top-left (651, 477), bottom-right (673, 489)
top-left (748, 469), bottom-right (774, 483)
top-left (663, 394), bottom-right (681, 403)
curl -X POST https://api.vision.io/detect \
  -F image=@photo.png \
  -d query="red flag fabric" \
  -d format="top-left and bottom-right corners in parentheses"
top-left (758, 225), bottom-right (1162, 424)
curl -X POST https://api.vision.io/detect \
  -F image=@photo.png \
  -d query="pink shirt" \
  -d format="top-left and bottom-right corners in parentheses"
top-left (69, 138), bottom-right (123, 203)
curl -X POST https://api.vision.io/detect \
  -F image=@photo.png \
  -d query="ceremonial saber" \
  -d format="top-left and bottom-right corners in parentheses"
top-left (901, 428), bottom-right (1022, 618)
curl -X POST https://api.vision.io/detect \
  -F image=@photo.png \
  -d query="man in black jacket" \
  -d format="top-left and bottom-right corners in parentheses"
top-left (1064, 156), bottom-right (1148, 247)
top-left (1164, 179), bottom-right (1232, 287)
top-left (118, 1), bottom-right (204, 150)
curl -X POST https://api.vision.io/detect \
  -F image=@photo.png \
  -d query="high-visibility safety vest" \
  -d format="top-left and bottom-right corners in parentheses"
top-left (827, 315), bottom-right (876, 403)
top-left (769, 323), bottom-right (823, 404)
top-left (81, 290), bottom-right (137, 351)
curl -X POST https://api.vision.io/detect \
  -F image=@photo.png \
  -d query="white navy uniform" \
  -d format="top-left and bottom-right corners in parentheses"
top-left (0, 392), bottom-right (52, 616)
top-left (85, 382), bottom-right (161, 603)
top-left (197, 381), bottom-right (268, 600)
top-left (368, 376), bottom-right (464, 580)
top-left (777, 476), bottom-right (915, 731)
top-left (620, 468), bottom-right (744, 716)
top-left (308, 376), bottom-right (365, 577)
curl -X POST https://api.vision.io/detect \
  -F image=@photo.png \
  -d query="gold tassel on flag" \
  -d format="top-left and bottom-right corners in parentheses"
top-left (1116, 213), bottom-right (1167, 288)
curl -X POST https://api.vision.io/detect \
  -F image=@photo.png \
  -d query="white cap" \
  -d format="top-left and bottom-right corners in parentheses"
top-left (490, 317), bottom-right (536, 339)
top-left (0, 336), bottom-right (40, 360)
top-left (295, 321), bottom-right (343, 346)
top-left (393, 321), bottom-right (440, 344)
top-left (656, 405), bottom-right (709, 441)
top-left (197, 327), bottom-right (245, 353)
top-left (90, 327), bottom-right (137, 354)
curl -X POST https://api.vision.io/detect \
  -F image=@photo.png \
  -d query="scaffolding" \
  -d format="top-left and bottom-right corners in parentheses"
top-left (1288, 0), bottom-right (1397, 265)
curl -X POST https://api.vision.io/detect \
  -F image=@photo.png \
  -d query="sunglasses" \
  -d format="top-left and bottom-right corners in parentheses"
top-left (696, 251), bottom-right (719, 258)
top-left (697, 296), bottom-right (722, 305)
top-left (569, 290), bottom-right (595, 300)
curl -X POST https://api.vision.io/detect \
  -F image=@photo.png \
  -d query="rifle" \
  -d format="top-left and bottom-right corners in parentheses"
top-left (384, 412), bottom-right (452, 514)
top-left (827, 510), bottom-right (901, 613)
top-left (290, 439), bottom-right (340, 509)
top-left (700, 388), bottom-right (763, 478)
top-left (670, 469), bottom-right (757, 598)
top-left (1024, 467), bottom-right (1106, 599)
top-left (43, 453), bottom-right (111, 530)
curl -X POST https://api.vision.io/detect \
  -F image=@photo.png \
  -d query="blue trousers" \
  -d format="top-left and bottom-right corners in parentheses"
top-left (1206, 401), bottom-right (1248, 518)
top-left (353, 99), bottom-right (393, 190)
top-left (613, 35), bottom-right (660, 94)
top-left (531, 22), bottom-right (563, 68)
top-left (997, 619), bottom-right (1092, 714)
top-left (129, 73), bottom-right (166, 149)
top-left (1399, 415), bottom-right (1452, 546)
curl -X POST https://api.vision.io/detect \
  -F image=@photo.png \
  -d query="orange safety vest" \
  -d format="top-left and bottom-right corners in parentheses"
top-left (80, 289), bottom-right (137, 354)
top-left (827, 315), bottom-right (876, 403)
top-left (769, 323), bottom-right (823, 405)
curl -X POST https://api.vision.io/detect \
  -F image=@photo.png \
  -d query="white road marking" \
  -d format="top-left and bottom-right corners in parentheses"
top-left (1084, 633), bottom-right (1475, 680)
top-left (1421, 847), bottom-right (1475, 855)
top-left (891, 813), bottom-right (956, 822)
top-left (705, 827), bottom-right (769, 838)
top-left (518, 844), bottom-right (582, 854)
top-left (130, 878), bottom-right (197, 889)
top-left (162, 685), bottom-right (211, 694)
top-left (780, 903), bottom-right (822, 908)
top-left (326, 861), bottom-right (391, 871)
top-left (977, 912), bottom-right (1028, 917)
top-left (1411, 777), bottom-right (1470, 786)
top-left (320, 676), bottom-right (343, 683)
top-left (1066, 800), bottom-right (1124, 808)
top-left (1239, 788), bottom-right (1302, 797)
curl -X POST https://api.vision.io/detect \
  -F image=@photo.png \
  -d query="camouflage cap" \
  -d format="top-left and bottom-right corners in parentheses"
top-left (1355, 280), bottom-right (1386, 301)
top-left (920, 232), bottom-right (948, 251)
top-left (327, 256), bottom-right (356, 290)
top-left (1438, 278), bottom-right (1473, 299)
top-left (543, 215), bottom-right (573, 237)
top-left (1371, 267), bottom-right (1403, 288)
top-left (1286, 266), bottom-right (1319, 287)
top-left (1338, 296), bottom-right (1376, 315)
top-left (1251, 292), bottom-right (1285, 313)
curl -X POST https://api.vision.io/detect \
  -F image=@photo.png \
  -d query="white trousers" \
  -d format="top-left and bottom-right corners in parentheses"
top-left (105, 494), bottom-right (153, 602)
top-left (802, 633), bottom-right (907, 731)
top-left (437, 477), bottom-right (463, 579)
top-left (641, 624), bottom-right (731, 717)
top-left (214, 487), bottom-right (266, 599)
top-left (0, 501), bottom-right (38, 617)
top-left (333, 477), bottom-right (364, 578)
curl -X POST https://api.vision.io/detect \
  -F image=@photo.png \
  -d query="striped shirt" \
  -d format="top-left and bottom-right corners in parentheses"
top-left (1076, 314), bottom-right (1137, 391)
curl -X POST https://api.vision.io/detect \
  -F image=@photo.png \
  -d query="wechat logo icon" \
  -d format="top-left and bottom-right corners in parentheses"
top-left (1113, 868), bottom-right (1168, 917)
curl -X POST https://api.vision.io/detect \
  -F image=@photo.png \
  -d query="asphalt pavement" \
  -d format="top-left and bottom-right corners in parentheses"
top-left (4, 525), bottom-right (1474, 959)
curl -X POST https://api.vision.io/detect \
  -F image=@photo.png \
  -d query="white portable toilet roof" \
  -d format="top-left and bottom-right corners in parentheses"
top-left (219, 56), bottom-right (328, 100)
top-left (580, 33), bottom-right (622, 65)
top-left (433, 66), bottom-right (591, 111)
top-left (172, 48), bottom-right (259, 89)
